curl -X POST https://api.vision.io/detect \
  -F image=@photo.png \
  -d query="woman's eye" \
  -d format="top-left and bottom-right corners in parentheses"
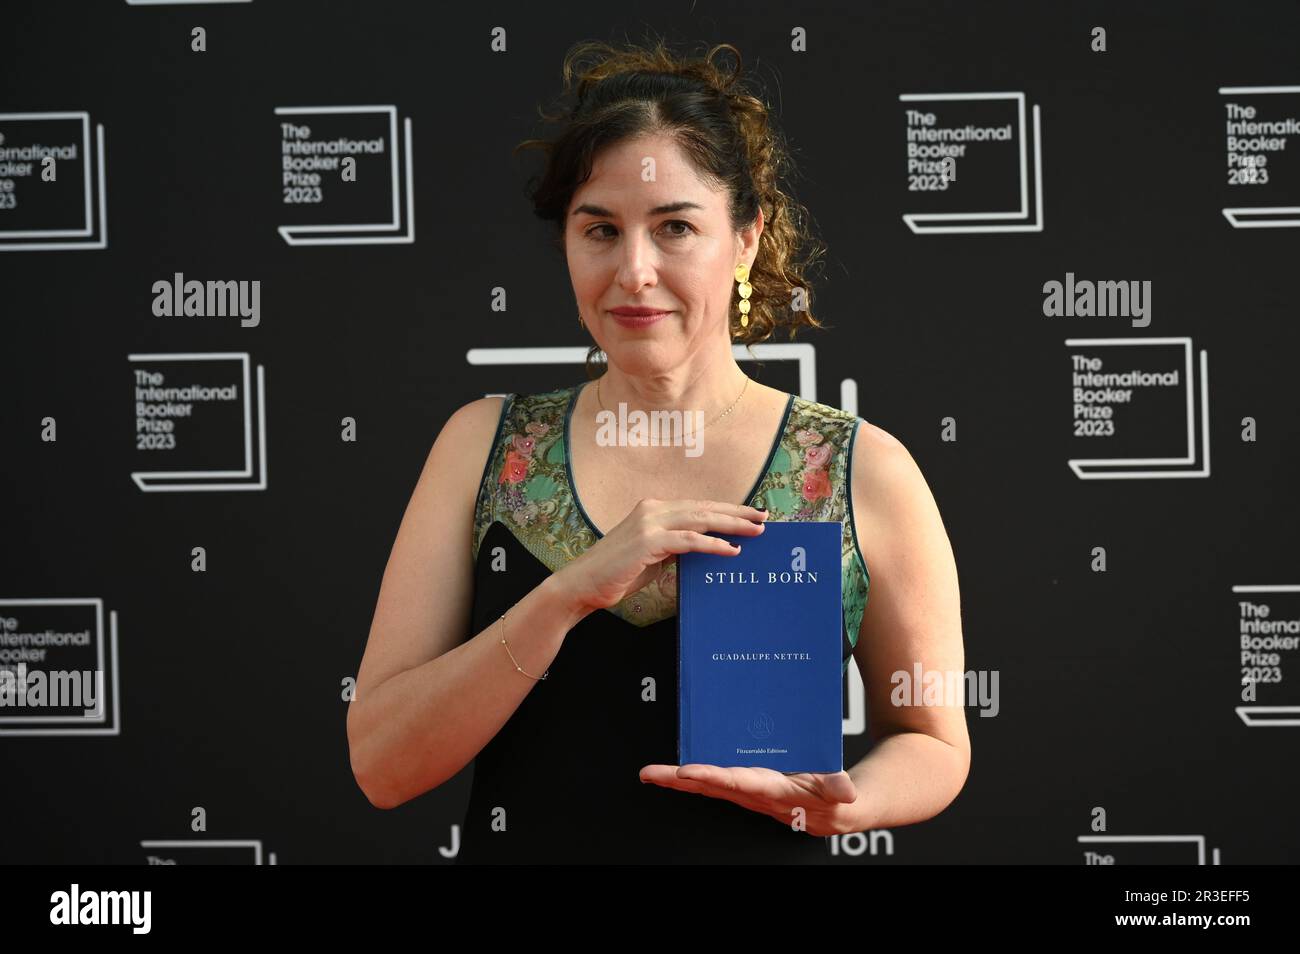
top-left (583, 221), bottom-right (695, 240)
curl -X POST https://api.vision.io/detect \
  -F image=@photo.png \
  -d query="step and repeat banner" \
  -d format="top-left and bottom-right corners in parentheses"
top-left (3, 1), bottom-right (1298, 865)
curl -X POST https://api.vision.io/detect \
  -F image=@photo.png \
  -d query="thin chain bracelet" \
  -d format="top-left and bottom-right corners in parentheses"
top-left (499, 611), bottom-right (548, 680)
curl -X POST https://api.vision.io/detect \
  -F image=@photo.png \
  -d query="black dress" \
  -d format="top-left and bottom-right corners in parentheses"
top-left (457, 382), bottom-right (870, 863)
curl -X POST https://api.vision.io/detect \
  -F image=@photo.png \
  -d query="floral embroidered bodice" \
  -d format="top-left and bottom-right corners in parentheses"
top-left (471, 383), bottom-right (870, 668)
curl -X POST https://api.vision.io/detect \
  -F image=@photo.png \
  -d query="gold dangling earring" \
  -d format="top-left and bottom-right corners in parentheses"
top-left (734, 262), bottom-right (752, 329)
top-left (577, 310), bottom-right (585, 329)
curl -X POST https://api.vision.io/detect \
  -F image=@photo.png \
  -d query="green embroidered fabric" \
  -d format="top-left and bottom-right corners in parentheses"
top-left (471, 383), bottom-right (870, 661)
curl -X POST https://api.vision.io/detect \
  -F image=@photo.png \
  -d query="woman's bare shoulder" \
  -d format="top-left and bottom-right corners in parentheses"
top-left (441, 395), bottom-right (509, 449)
top-left (401, 396), bottom-right (512, 522)
top-left (852, 417), bottom-right (909, 461)
top-left (436, 395), bottom-right (509, 463)
top-left (849, 417), bottom-right (939, 528)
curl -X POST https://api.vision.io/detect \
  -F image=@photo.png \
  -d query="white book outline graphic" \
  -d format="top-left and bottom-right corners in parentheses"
top-left (128, 352), bottom-right (269, 492)
top-left (1219, 85), bottom-right (1300, 228)
top-left (139, 840), bottom-right (267, 864)
top-left (899, 92), bottom-right (1044, 234)
top-left (1065, 337), bottom-right (1210, 480)
top-left (1232, 583), bottom-right (1300, 726)
top-left (275, 105), bottom-right (415, 246)
top-left (1077, 834), bottom-right (1217, 865)
top-left (0, 599), bottom-right (120, 735)
top-left (0, 113), bottom-right (108, 251)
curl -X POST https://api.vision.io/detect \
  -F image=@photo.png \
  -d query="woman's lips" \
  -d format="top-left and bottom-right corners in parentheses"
top-left (609, 309), bottom-right (671, 328)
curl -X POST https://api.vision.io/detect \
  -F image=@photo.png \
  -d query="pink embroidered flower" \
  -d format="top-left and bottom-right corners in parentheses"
top-left (526, 421), bottom-right (550, 437)
top-left (512, 434), bottom-right (536, 456)
top-left (795, 429), bottom-right (824, 447)
top-left (805, 443), bottom-right (832, 469)
top-left (802, 468), bottom-right (831, 501)
top-left (499, 449), bottom-right (529, 484)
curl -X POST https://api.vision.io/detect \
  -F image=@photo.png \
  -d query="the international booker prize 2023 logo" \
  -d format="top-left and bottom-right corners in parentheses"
top-left (276, 104), bottom-right (414, 246)
top-left (1220, 85), bottom-right (1300, 228)
top-left (0, 112), bottom-right (108, 251)
top-left (0, 599), bottom-right (120, 736)
top-left (130, 352), bottom-right (269, 492)
top-left (899, 91), bottom-right (1044, 234)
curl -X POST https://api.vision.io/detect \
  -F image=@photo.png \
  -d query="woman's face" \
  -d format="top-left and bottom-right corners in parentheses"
top-left (565, 131), bottom-right (761, 377)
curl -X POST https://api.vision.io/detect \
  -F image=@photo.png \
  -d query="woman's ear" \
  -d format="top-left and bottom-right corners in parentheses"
top-left (738, 205), bottom-right (764, 265)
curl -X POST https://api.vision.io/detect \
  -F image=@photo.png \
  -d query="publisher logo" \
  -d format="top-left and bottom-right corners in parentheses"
top-left (747, 711), bottom-right (774, 739)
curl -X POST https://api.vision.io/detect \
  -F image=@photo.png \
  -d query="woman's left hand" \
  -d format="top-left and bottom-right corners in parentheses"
top-left (639, 763), bottom-right (863, 836)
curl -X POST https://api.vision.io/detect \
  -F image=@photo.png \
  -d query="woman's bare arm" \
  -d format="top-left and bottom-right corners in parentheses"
top-left (346, 397), bottom-right (593, 809)
top-left (842, 420), bottom-right (971, 831)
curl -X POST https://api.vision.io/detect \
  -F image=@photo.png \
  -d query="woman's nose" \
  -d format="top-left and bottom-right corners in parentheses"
top-left (616, 231), bottom-right (657, 291)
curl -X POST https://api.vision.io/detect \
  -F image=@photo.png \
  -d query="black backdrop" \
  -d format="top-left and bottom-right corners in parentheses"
top-left (3, 0), bottom-right (1298, 865)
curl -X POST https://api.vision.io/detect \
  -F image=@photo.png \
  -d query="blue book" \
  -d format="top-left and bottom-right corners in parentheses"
top-left (677, 520), bottom-right (844, 773)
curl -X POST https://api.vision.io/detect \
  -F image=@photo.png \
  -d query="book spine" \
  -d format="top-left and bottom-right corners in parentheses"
top-left (677, 558), bottom-right (687, 765)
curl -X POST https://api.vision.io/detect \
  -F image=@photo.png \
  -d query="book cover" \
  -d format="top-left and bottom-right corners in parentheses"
top-left (677, 520), bottom-right (844, 773)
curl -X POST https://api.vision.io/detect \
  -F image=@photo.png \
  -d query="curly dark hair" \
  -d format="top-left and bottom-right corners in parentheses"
top-left (513, 34), bottom-right (829, 379)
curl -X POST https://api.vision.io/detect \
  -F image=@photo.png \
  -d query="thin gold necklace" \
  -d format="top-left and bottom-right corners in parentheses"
top-left (596, 375), bottom-right (750, 431)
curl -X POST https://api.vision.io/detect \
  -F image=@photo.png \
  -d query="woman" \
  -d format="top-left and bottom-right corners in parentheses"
top-left (347, 38), bottom-right (969, 863)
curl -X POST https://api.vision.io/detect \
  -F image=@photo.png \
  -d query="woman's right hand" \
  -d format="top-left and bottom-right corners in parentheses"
top-left (552, 498), bottom-right (769, 613)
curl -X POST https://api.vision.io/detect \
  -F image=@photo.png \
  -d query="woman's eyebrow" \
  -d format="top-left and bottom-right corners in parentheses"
top-left (571, 201), bottom-right (705, 217)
